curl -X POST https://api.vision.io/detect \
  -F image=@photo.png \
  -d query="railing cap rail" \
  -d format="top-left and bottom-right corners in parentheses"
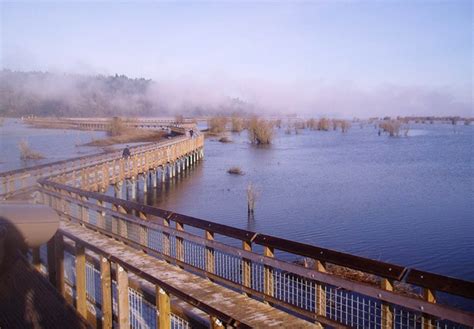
top-left (40, 178), bottom-right (474, 299)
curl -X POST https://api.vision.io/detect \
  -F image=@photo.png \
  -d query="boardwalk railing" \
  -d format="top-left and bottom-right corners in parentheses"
top-left (39, 179), bottom-right (474, 329)
top-left (0, 133), bottom-right (203, 198)
top-left (23, 117), bottom-right (196, 131)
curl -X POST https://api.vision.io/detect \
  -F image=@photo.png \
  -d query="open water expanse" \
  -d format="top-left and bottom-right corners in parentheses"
top-left (1, 119), bottom-right (473, 282)
top-left (138, 122), bottom-right (474, 282)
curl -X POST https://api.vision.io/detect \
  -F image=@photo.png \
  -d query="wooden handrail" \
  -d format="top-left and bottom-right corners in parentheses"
top-left (59, 229), bottom-right (252, 328)
top-left (39, 179), bottom-right (474, 300)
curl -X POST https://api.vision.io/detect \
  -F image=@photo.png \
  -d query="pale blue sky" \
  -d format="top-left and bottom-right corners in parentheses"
top-left (1, 1), bottom-right (472, 115)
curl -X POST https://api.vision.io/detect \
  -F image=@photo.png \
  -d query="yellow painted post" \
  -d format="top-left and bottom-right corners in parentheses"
top-left (176, 222), bottom-right (185, 264)
top-left (381, 278), bottom-right (394, 329)
top-left (32, 247), bottom-right (41, 271)
top-left (156, 286), bottom-right (171, 329)
top-left (47, 237), bottom-right (57, 286)
top-left (100, 257), bottom-right (113, 329)
top-left (75, 243), bottom-right (87, 318)
top-left (242, 241), bottom-right (252, 290)
top-left (162, 218), bottom-right (171, 257)
top-left (55, 233), bottom-right (65, 297)
top-left (315, 260), bottom-right (327, 317)
top-left (210, 316), bottom-right (225, 329)
top-left (263, 246), bottom-right (274, 298)
top-left (117, 264), bottom-right (130, 329)
top-left (205, 230), bottom-right (215, 275)
top-left (423, 288), bottom-right (436, 329)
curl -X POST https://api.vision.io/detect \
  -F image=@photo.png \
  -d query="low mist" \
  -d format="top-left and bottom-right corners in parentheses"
top-left (0, 70), bottom-right (470, 118)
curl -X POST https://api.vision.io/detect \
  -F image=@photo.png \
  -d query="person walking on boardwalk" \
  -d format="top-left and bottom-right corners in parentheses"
top-left (122, 145), bottom-right (131, 159)
top-left (189, 129), bottom-right (194, 138)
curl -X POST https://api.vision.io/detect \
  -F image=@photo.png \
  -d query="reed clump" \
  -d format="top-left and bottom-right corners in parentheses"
top-left (247, 183), bottom-right (258, 214)
top-left (108, 117), bottom-right (126, 136)
top-left (19, 139), bottom-right (44, 160)
top-left (317, 118), bottom-right (330, 131)
top-left (227, 167), bottom-right (244, 175)
top-left (379, 120), bottom-right (402, 137)
top-left (248, 117), bottom-right (274, 144)
top-left (231, 115), bottom-right (244, 133)
top-left (208, 116), bottom-right (228, 134)
top-left (340, 120), bottom-right (351, 133)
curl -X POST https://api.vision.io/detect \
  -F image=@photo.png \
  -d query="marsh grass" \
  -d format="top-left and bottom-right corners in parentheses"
top-left (231, 115), bottom-right (244, 133)
top-left (248, 117), bottom-right (274, 144)
top-left (208, 117), bottom-right (228, 135)
top-left (380, 120), bottom-right (402, 137)
top-left (247, 183), bottom-right (258, 214)
top-left (19, 139), bottom-right (44, 160)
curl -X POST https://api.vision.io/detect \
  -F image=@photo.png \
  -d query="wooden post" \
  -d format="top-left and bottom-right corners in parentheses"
top-left (242, 241), bottom-right (252, 290)
top-left (381, 278), bottom-right (394, 329)
top-left (117, 264), bottom-right (130, 329)
top-left (75, 243), bottom-right (87, 319)
top-left (423, 288), bottom-right (436, 329)
top-left (100, 257), bottom-right (113, 329)
top-left (55, 233), bottom-right (65, 297)
top-left (156, 286), bottom-right (170, 329)
top-left (162, 218), bottom-right (171, 257)
top-left (263, 246), bottom-right (274, 298)
top-left (176, 222), bottom-right (184, 264)
top-left (138, 211), bottom-right (148, 247)
top-left (315, 260), bottom-right (327, 317)
top-left (47, 237), bottom-right (57, 286)
top-left (32, 247), bottom-right (41, 271)
top-left (210, 316), bottom-right (225, 329)
top-left (205, 230), bottom-right (215, 275)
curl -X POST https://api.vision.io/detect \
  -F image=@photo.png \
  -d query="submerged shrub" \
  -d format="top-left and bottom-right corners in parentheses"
top-left (248, 117), bottom-right (274, 144)
top-left (231, 115), bottom-right (244, 133)
top-left (19, 139), bottom-right (44, 160)
top-left (108, 117), bottom-right (126, 136)
top-left (227, 166), bottom-right (244, 175)
top-left (380, 120), bottom-right (402, 137)
top-left (208, 116), bottom-right (228, 134)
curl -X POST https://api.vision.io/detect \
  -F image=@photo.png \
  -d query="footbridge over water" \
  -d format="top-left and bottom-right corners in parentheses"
top-left (1, 122), bottom-right (473, 329)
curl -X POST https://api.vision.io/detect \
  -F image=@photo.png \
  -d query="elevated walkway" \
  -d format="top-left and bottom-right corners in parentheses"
top-left (60, 219), bottom-right (319, 328)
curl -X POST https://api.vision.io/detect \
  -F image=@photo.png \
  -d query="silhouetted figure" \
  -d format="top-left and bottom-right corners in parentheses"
top-left (190, 129), bottom-right (194, 138)
top-left (122, 145), bottom-right (131, 158)
top-left (378, 130), bottom-right (381, 136)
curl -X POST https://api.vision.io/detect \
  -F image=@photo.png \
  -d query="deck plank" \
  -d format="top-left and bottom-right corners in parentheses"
top-left (61, 220), bottom-right (319, 328)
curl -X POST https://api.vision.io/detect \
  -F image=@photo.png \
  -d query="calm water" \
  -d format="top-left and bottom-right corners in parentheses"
top-left (137, 123), bottom-right (474, 281)
top-left (2, 119), bottom-right (473, 281)
top-left (0, 118), bottom-right (107, 172)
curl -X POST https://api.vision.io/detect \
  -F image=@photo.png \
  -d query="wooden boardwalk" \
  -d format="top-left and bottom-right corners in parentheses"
top-left (60, 220), bottom-right (320, 328)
